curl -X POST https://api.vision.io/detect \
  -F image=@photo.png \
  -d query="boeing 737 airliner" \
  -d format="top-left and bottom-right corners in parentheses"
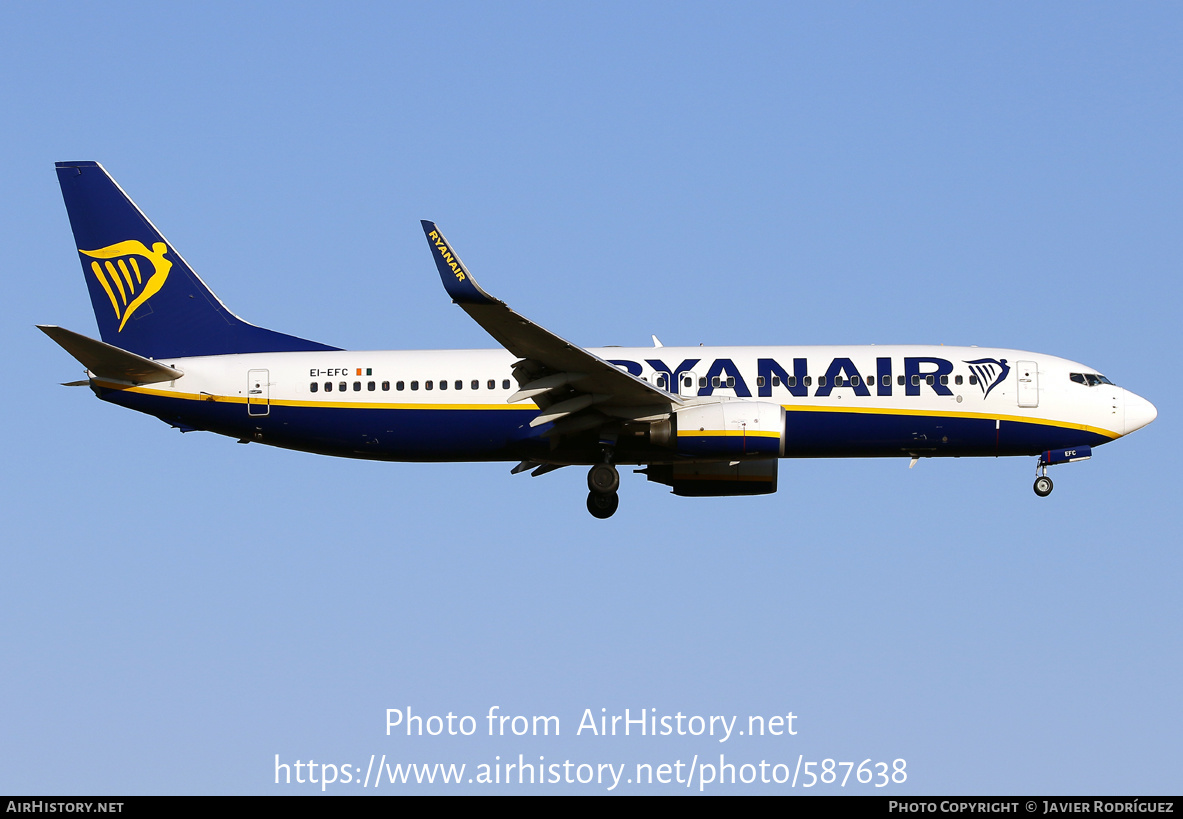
top-left (42, 162), bottom-right (1157, 517)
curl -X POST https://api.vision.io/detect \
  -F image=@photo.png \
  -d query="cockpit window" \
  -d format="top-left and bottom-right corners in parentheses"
top-left (1070, 372), bottom-right (1116, 387)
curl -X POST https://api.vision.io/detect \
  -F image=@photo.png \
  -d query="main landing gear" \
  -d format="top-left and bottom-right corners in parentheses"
top-left (586, 462), bottom-right (620, 519)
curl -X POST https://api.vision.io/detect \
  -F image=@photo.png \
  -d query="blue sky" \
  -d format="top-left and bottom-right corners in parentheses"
top-left (2, 2), bottom-right (1179, 794)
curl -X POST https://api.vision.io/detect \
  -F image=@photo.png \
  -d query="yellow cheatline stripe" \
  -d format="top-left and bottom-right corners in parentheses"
top-left (677, 429), bottom-right (782, 438)
top-left (780, 402), bottom-right (1119, 440)
top-left (105, 383), bottom-right (536, 411)
top-left (93, 382), bottom-right (1119, 439)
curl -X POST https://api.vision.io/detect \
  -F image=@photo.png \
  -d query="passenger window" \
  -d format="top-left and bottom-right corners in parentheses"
top-left (684, 377), bottom-right (693, 388)
top-left (396, 381), bottom-right (404, 391)
top-left (711, 377), bottom-right (720, 388)
top-left (897, 375), bottom-right (905, 386)
top-left (368, 381), bottom-right (376, 391)
top-left (310, 382), bottom-right (318, 393)
top-left (835, 376), bottom-right (844, 387)
top-left (850, 376), bottom-right (860, 386)
top-left (969, 375), bottom-right (978, 385)
top-left (454, 380), bottom-right (462, 390)
top-left (382, 381), bottom-right (390, 391)
top-left (726, 377), bottom-right (735, 388)
top-left (804, 376), bottom-right (812, 387)
top-left (911, 375), bottom-right (920, 386)
top-left (339, 381), bottom-right (347, 392)
top-left (756, 376), bottom-right (765, 388)
top-left (955, 375), bottom-right (963, 386)
top-left (772, 376), bottom-right (780, 387)
top-left (471, 380), bottom-right (479, 390)
top-left (882, 375), bottom-right (890, 387)
top-left (411, 381), bottom-right (419, 391)
top-left (939, 375), bottom-right (948, 386)
top-left (324, 382), bottom-right (332, 392)
top-left (353, 381), bottom-right (361, 391)
top-left (818, 376), bottom-right (827, 387)
top-left (487, 380), bottom-right (495, 389)
top-left (699, 377), bottom-right (706, 387)
top-left (426, 381), bottom-right (433, 390)
top-left (788, 376), bottom-right (796, 387)
top-left (502, 379), bottom-right (511, 389)
top-left (439, 380), bottom-right (447, 390)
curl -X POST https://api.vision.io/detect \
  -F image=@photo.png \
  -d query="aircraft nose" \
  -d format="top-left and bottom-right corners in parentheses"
top-left (1123, 389), bottom-right (1157, 435)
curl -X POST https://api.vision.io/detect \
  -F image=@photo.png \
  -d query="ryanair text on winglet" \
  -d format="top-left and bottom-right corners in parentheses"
top-left (428, 230), bottom-right (466, 282)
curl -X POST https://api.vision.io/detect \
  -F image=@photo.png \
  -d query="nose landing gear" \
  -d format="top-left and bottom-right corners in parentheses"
top-left (1031, 446), bottom-right (1091, 497)
top-left (586, 462), bottom-right (620, 519)
top-left (1033, 455), bottom-right (1054, 497)
top-left (1033, 474), bottom-right (1053, 497)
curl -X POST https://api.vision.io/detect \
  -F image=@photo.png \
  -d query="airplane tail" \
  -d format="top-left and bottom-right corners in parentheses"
top-left (55, 162), bottom-right (338, 360)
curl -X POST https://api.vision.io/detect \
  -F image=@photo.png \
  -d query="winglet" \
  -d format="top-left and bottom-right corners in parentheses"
top-left (420, 221), bottom-right (497, 305)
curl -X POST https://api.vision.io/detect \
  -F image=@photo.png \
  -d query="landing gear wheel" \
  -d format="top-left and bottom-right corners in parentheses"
top-left (587, 491), bottom-right (619, 519)
top-left (1033, 476), bottom-right (1053, 497)
top-left (588, 463), bottom-right (620, 494)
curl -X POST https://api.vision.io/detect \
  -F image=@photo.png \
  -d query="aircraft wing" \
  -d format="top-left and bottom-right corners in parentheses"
top-left (422, 221), bottom-right (681, 432)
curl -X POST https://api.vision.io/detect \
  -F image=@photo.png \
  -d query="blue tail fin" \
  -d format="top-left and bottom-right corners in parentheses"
top-left (55, 161), bottom-right (339, 359)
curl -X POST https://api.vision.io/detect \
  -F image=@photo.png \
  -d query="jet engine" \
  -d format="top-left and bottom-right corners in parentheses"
top-left (671, 401), bottom-right (786, 458)
top-left (641, 459), bottom-right (779, 496)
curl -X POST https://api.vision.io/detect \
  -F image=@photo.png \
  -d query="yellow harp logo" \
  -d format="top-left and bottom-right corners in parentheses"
top-left (80, 240), bottom-right (172, 332)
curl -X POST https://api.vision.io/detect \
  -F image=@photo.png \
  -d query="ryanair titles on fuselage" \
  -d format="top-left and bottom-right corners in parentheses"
top-left (604, 354), bottom-right (1009, 400)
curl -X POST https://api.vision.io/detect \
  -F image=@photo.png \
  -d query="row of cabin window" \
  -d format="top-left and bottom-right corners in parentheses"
top-left (309, 379), bottom-right (513, 393)
top-left (652, 374), bottom-right (978, 389)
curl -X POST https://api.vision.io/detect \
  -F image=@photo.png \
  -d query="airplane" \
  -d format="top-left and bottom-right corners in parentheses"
top-left (42, 161), bottom-right (1157, 518)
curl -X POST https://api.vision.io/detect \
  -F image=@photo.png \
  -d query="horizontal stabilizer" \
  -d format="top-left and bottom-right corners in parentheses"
top-left (38, 325), bottom-right (183, 385)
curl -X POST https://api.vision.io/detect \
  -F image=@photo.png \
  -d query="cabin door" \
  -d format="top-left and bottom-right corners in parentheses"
top-left (1016, 360), bottom-right (1038, 408)
top-left (247, 369), bottom-right (271, 416)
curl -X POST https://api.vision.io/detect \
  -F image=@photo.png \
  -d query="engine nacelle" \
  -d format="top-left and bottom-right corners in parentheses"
top-left (643, 459), bottom-right (778, 496)
top-left (673, 401), bottom-right (786, 458)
